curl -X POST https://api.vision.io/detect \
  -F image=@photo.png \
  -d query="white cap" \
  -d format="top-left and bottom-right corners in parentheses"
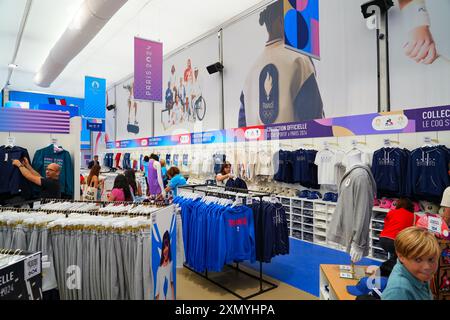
top-left (441, 187), bottom-right (450, 207)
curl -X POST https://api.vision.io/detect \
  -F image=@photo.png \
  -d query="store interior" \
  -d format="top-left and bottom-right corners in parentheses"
top-left (1, 0), bottom-right (450, 301)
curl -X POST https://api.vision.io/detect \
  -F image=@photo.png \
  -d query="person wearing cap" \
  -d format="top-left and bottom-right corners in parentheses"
top-left (382, 226), bottom-right (441, 300)
top-left (440, 187), bottom-right (450, 225)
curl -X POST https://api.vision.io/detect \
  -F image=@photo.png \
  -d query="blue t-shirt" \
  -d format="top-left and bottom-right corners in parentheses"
top-left (162, 166), bottom-right (168, 181)
top-left (169, 174), bottom-right (187, 197)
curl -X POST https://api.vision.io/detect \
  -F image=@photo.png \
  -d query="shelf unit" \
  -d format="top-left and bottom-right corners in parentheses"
top-left (277, 196), bottom-right (426, 261)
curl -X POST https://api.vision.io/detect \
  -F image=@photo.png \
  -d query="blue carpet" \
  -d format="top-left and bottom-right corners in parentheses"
top-left (243, 238), bottom-right (382, 297)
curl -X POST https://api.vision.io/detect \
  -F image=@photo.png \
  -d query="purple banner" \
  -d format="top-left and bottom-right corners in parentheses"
top-left (0, 108), bottom-right (70, 134)
top-left (134, 37), bottom-right (163, 102)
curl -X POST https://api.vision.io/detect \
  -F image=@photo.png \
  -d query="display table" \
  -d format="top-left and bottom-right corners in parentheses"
top-left (319, 264), bottom-right (371, 300)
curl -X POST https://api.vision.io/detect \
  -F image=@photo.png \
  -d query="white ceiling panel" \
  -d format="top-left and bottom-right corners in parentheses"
top-left (2, 0), bottom-right (268, 98)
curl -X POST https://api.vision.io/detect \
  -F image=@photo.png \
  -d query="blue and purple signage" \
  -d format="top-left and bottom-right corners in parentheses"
top-left (134, 37), bottom-right (163, 102)
top-left (106, 105), bottom-right (450, 149)
top-left (0, 108), bottom-right (70, 134)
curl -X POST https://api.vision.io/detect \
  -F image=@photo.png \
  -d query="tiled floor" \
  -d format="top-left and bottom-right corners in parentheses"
top-left (176, 265), bottom-right (317, 300)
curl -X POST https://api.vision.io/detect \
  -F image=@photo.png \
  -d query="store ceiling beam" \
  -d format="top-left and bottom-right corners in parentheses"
top-left (3, 0), bottom-right (33, 91)
top-left (33, 0), bottom-right (128, 88)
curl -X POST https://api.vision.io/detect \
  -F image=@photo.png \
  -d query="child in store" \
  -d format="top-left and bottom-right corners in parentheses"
top-left (382, 226), bottom-right (441, 300)
top-left (108, 174), bottom-right (133, 202)
top-left (165, 167), bottom-right (187, 197)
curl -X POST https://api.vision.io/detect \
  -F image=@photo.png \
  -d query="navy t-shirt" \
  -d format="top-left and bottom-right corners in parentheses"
top-left (40, 178), bottom-right (61, 199)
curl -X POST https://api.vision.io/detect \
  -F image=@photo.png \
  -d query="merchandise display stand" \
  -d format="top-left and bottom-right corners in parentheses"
top-left (0, 249), bottom-right (42, 300)
top-left (178, 184), bottom-right (279, 300)
top-left (319, 265), bottom-right (358, 300)
top-left (432, 240), bottom-right (450, 300)
top-left (277, 194), bottom-right (427, 261)
top-left (0, 200), bottom-right (176, 300)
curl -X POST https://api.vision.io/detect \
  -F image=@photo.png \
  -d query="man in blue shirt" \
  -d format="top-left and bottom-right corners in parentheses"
top-left (165, 167), bottom-right (186, 197)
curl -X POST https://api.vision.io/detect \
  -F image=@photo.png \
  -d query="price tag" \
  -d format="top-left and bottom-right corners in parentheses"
top-left (424, 137), bottom-right (432, 144)
top-left (340, 272), bottom-right (354, 279)
top-left (339, 265), bottom-right (352, 271)
top-left (383, 139), bottom-right (390, 146)
top-left (246, 197), bottom-right (253, 205)
top-left (271, 195), bottom-right (278, 203)
top-left (235, 197), bottom-right (243, 205)
top-left (24, 253), bottom-right (41, 281)
top-left (428, 216), bottom-right (442, 234)
top-left (7, 137), bottom-right (15, 146)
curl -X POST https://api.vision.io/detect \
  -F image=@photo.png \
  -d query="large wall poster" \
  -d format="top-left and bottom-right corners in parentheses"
top-left (105, 88), bottom-right (116, 143)
top-left (284, 0), bottom-right (320, 59)
top-left (389, 0), bottom-right (450, 110)
top-left (223, 0), bottom-right (378, 130)
top-left (115, 77), bottom-right (154, 141)
top-left (153, 33), bottom-right (221, 137)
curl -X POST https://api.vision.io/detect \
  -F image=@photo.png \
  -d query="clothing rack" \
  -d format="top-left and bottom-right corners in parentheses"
top-left (0, 200), bottom-right (171, 217)
top-left (178, 184), bottom-right (278, 300)
top-left (39, 198), bottom-right (169, 207)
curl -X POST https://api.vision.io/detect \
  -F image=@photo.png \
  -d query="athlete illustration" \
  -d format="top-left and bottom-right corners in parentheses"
top-left (155, 231), bottom-right (174, 300)
top-left (153, 214), bottom-right (176, 300)
top-left (124, 82), bottom-right (138, 125)
top-left (398, 0), bottom-right (438, 65)
top-left (162, 59), bottom-right (207, 128)
top-left (238, 1), bottom-right (323, 128)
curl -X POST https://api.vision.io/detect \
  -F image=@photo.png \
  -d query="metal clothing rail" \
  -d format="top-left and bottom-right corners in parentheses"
top-left (0, 200), bottom-right (172, 217)
top-left (178, 184), bottom-right (279, 300)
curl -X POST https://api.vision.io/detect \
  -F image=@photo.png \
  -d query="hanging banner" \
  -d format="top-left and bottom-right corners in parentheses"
top-left (284, 0), bottom-right (320, 59)
top-left (134, 37), bottom-right (163, 102)
top-left (151, 205), bottom-right (176, 300)
top-left (84, 76), bottom-right (106, 119)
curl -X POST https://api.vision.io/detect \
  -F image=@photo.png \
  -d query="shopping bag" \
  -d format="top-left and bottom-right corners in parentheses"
top-left (83, 186), bottom-right (97, 201)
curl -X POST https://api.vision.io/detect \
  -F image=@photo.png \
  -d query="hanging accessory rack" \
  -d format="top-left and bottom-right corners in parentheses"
top-left (178, 184), bottom-right (279, 300)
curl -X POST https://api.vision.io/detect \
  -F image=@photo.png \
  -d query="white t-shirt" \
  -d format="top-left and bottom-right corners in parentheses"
top-left (255, 150), bottom-right (274, 176)
top-left (155, 261), bottom-right (173, 300)
top-left (341, 149), bottom-right (373, 170)
top-left (314, 149), bottom-right (345, 186)
top-left (216, 173), bottom-right (229, 186)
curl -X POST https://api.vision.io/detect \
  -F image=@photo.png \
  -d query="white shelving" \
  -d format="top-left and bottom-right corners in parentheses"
top-left (278, 195), bottom-right (394, 261)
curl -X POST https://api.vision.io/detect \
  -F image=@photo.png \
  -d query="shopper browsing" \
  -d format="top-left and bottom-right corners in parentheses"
top-left (382, 227), bottom-right (441, 300)
top-left (165, 167), bottom-right (186, 197)
top-left (108, 174), bottom-right (133, 202)
top-left (380, 198), bottom-right (415, 269)
top-left (13, 158), bottom-right (61, 199)
top-left (86, 164), bottom-right (102, 200)
top-left (160, 159), bottom-right (168, 187)
top-left (124, 169), bottom-right (142, 198)
top-left (88, 155), bottom-right (100, 169)
top-left (440, 187), bottom-right (450, 225)
top-left (216, 161), bottom-right (233, 186)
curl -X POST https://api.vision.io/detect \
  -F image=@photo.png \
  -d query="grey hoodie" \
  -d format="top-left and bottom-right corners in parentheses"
top-left (327, 164), bottom-right (377, 257)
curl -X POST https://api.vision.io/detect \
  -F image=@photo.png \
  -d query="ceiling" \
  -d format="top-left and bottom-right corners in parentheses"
top-left (0, 0), bottom-right (268, 98)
